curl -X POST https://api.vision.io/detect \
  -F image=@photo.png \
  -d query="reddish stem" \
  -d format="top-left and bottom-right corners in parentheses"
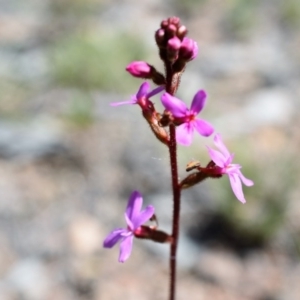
top-left (165, 66), bottom-right (181, 300)
top-left (168, 123), bottom-right (181, 300)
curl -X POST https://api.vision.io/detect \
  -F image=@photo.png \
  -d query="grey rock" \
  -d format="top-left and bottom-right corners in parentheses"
top-left (6, 259), bottom-right (51, 300)
top-left (0, 119), bottom-right (68, 161)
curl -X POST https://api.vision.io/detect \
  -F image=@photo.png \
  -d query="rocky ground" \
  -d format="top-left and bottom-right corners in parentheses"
top-left (0, 0), bottom-right (300, 300)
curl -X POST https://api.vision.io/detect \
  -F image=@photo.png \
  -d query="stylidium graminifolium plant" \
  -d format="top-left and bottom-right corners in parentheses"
top-left (103, 17), bottom-right (254, 300)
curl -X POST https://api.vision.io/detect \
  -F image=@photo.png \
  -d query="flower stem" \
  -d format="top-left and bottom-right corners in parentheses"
top-left (165, 64), bottom-right (182, 300)
top-left (168, 123), bottom-right (181, 300)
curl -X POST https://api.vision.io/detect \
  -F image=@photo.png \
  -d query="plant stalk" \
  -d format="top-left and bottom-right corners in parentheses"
top-left (168, 123), bottom-right (181, 300)
top-left (165, 66), bottom-right (181, 300)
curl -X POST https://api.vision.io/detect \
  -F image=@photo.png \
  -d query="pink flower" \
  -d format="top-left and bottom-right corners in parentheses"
top-left (103, 191), bottom-right (154, 263)
top-left (207, 134), bottom-right (254, 203)
top-left (110, 82), bottom-right (164, 107)
top-left (161, 90), bottom-right (214, 146)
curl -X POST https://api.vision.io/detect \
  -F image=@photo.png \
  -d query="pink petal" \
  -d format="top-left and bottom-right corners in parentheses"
top-left (110, 99), bottom-right (137, 106)
top-left (126, 191), bottom-right (143, 222)
top-left (213, 134), bottom-right (231, 158)
top-left (124, 212), bottom-right (134, 231)
top-left (190, 39), bottom-right (198, 60)
top-left (225, 163), bottom-right (241, 175)
top-left (119, 235), bottom-right (134, 263)
top-left (228, 173), bottom-right (246, 203)
top-left (190, 90), bottom-right (207, 114)
top-left (147, 85), bottom-right (165, 98)
top-left (193, 119), bottom-right (214, 137)
top-left (103, 228), bottom-right (127, 248)
top-left (225, 154), bottom-right (234, 166)
top-left (132, 205), bottom-right (155, 229)
top-left (136, 82), bottom-right (150, 99)
top-left (161, 93), bottom-right (188, 117)
top-left (176, 123), bottom-right (194, 146)
top-left (207, 146), bottom-right (227, 168)
top-left (237, 169), bottom-right (254, 186)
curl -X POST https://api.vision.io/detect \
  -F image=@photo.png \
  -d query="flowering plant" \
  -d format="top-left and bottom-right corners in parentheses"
top-left (103, 17), bottom-right (253, 300)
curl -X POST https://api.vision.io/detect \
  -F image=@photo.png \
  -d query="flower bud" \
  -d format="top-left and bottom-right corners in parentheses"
top-left (179, 37), bottom-right (198, 61)
top-left (167, 37), bottom-right (181, 62)
top-left (177, 25), bottom-right (187, 39)
top-left (168, 36), bottom-right (181, 51)
top-left (166, 24), bottom-right (177, 37)
top-left (161, 19), bottom-right (169, 29)
top-left (155, 29), bottom-right (165, 46)
top-left (126, 61), bottom-right (152, 78)
top-left (169, 16), bottom-right (180, 26)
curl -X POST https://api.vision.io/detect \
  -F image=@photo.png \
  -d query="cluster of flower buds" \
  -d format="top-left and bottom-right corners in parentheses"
top-left (125, 17), bottom-right (198, 85)
top-left (155, 17), bottom-right (198, 72)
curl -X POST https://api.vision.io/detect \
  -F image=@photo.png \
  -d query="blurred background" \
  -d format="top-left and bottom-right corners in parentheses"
top-left (0, 0), bottom-right (300, 299)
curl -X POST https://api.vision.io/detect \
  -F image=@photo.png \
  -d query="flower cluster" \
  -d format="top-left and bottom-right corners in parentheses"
top-left (104, 16), bottom-right (254, 263)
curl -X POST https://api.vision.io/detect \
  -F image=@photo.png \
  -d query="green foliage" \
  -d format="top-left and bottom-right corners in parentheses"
top-left (280, 0), bottom-right (300, 27)
top-left (223, 0), bottom-right (259, 39)
top-left (63, 92), bottom-right (94, 127)
top-left (172, 0), bottom-right (207, 18)
top-left (49, 32), bottom-right (149, 92)
top-left (49, 0), bottom-right (104, 17)
top-left (0, 79), bottom-right (32, 118)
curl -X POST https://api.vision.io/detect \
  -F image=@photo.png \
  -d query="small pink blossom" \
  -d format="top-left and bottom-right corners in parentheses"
top-left (103, 190), bottom-right (155, 263)
top-left (110, 82), bottom-right (164, 107)
top-left (207, 134), bottom-right (254, 203)
top-left (161, 90), bottom-right (214, 146)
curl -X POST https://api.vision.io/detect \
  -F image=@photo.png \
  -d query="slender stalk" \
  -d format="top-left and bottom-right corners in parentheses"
top-left (165, 66), bottom-right (181, 300)
top-left (168, 123), bottom-right (181, 300)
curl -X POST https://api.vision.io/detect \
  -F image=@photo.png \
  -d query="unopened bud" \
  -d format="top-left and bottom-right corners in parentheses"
top-left (126, 61), bottom-right (152, 78)
top-left (166, 24), bottom-right (177, 37)
top-left (155, 29), bottom-right (165, 46)
top-left (179, 37), bottom-right (198, 61)
top-left (169, 16), bottom-right (180, 26)
top-left (167, 36), bottom-right (181, 62)
top-left (177, 25), bottom-right (187, 39)
top-left (168, 36), bottom-right (181, 51)
top-left (161, 19), bottom-right (169, 29)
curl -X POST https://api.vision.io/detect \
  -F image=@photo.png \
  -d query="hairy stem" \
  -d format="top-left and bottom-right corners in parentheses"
top-left (168, 123), bottom-right (181, 300)
top-left (165, 67), bottom-right (181, 300)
